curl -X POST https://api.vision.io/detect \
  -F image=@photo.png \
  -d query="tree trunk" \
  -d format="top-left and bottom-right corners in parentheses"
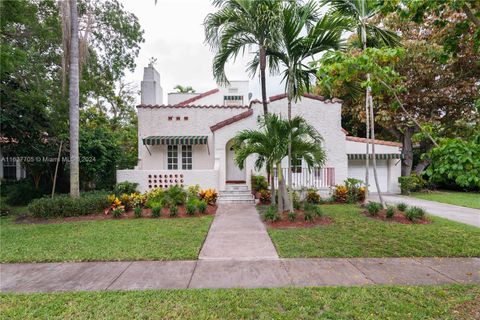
top-left (361, 23), bottom-right (370, 199)
top-left (401, 126), bottom-right (415, 177)
top-left (69, 0), bottom-right (80, 198)
top-left (276, 162), bottom-right (284, 213)
top-left (259, 45), bottom-right (268, 116)
top-left (286, 84), bottom-right (294, 212)
top-left (269, 163), bottom-right (276, 205)
top-left (51, 140), bottom-right (63, 198)
top-left (369, 95), bottom-right (385, 208)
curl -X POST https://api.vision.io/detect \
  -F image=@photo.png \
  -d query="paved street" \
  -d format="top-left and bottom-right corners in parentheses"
top-left (368, 194), bottom-right (480, 227)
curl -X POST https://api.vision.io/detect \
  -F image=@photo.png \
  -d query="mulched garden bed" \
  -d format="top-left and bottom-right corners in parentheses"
top-left (361, 209), bottom-right (431, 225)
top-left (262, 209), bottom-right (334, 229)
top-left (15, 205), bottom-right (217, 225)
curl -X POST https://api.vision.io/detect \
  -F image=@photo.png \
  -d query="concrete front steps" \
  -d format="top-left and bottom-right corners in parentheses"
top-left (217, 184), bottom-right (255, 204)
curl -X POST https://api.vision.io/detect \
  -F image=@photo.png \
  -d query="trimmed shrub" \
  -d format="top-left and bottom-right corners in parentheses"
top-left (287, 211), bottom-right (296, 221)
top-left (386, 206), bottom-right (395, 219)
top-left (5, 179), bottom-right (44, 206)
top-left (333, 185), bottom-right (348, 203)
top-left (405, 206), bottom-right (426, 221)
top-left (304, 211), bottom-right (314, 222)
top-left (134, 206), bottom-right (142, 218)
top-left (145, 188), bottom-right (165, 208)
top-left (169, 205), bottom-right (178, 217)
top-left (186, 200), bottom-right (197, 215)
top-left (251, 175), bottom-right (268, 192)
top-left (166, 185), bottom-right (187, 205)
top-left (398, 174), bottom-right (424, 195)
top-left (397, 202), bottom-right (408, 212)
top-left (259, 189), bottom-right (271, 204)
top-left (186, 184), bottom-right (201, 201)
top-left (366, 201), bottom-right (381, 216)
top-left (151, 205), bottom-right (161, 218)
top-left (112, 207), bottom-right (123, 218)
top-left (28, 192), bottom-right (109, 218)
top-left (197, 200), bottom-right (208, 214)
top-left (263, 206), bottom-right (279, 222)
top-left (305, 189), bottom-right (320, 204)
top-left (113, 181), bottom-right (138, 196)
top-left (199, 188), bottom-right (218, 205)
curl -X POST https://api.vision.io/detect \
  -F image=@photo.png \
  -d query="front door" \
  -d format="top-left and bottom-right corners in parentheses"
top-left (226, 146), bottom-right (245, 181)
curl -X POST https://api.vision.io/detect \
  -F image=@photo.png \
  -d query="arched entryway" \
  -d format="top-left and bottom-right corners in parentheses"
top-left (226, 139), bottom-right (246, 183)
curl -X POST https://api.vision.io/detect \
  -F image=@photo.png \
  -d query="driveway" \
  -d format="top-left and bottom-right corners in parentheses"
top-left (368, 194), bottom-right (480, 227)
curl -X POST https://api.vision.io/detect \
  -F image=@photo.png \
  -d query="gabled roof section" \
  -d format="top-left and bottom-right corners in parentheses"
top-left (210, 109), bottom-right (254, 132)
top-left (346, 136), bottom-right (402, 147)
top-left (137, 104), bottom-right (250, 109)
top-left (268, 93), bottom-right (342, 103)
top-left (178, 88), bottom-right (219, 106)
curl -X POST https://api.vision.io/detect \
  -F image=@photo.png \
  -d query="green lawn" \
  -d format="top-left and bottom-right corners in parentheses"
top-left (261, 204), bottom-right (480, 258)
top-left (0, 216), bottom-right (213, 263)
top-left (1, 285), bottom-right (478, 319)
top-left (411, 191), bottom-right (480, 209)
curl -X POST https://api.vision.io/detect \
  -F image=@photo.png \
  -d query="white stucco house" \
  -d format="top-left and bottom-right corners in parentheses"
top-left (117, 64), bottom-right (402, 200)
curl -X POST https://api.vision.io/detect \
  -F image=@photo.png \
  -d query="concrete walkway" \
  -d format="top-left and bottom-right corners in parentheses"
top-left (1, 258), bottom-right (479, 292)
top-left (368, 194), bottom-right (480, 227)
top-left (198, 204), bottom-right (279, 260)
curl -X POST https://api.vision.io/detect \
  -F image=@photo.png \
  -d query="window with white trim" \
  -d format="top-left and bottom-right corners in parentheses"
top-left (182, 145), bottom-right (193, 170)
top-left (3, 160), bottom-right (17, 180)
top-left (167, 145), bottom-right (178, 169)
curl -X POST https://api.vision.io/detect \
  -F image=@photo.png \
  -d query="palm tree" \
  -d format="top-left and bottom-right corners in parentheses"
top-left (322, 0), bottom-right (400, 207)
top-left (69, 0), bottom-right (80, 198)
top-left (174, 85), bottom-right (196, 93)
top-left (233, 114), bottom-right (326, 212)
top-left (267, 1), bottom-right (343, 211)
top-left (204, 0), bottom-right (283, 115)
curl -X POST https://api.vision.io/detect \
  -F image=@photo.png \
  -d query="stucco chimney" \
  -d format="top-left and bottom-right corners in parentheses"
top-left (141, 63), bottom-right (163, 105)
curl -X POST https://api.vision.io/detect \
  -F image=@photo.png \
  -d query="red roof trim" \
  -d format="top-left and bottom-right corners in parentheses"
top-left (341, 128), bottom-right (349, 135)
top-left (137, 104), bottom-right (250, 109)
top-left (268, 93), bottom-right (342, 103)
top-left (210, 109), bottom-right (254, 132)
top-left (346, 136), bottom-right (402, 147)
top-left (178, 88), bottom-right (219, 106)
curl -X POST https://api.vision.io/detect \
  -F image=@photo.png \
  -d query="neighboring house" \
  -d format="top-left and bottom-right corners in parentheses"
top-left (117, 64), bottom-right (402, 198)
top-left (0, 137), bottom-right (26, 181)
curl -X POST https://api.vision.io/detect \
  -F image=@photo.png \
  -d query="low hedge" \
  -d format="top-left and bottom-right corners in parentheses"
top-left (28, 191), bottom-right (109, 218)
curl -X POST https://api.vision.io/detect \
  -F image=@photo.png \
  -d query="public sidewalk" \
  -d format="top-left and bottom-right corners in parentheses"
top-left (368, 194), bottom-right (480, 227)
top-left (1, 258), bottom-right (479, 292)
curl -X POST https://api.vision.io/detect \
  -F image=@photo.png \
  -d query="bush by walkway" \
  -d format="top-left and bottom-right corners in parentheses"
top-left (265, 204), bottom-right (480, 258)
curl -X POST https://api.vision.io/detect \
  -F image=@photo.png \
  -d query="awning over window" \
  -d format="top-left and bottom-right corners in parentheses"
top-left (143, 135), bottom-right (208, 146)
top-left (348, 153), bottom-right (403, 160)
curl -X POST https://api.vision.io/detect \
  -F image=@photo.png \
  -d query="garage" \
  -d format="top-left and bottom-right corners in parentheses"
top-left (348, 159), bottom-right (388, 193)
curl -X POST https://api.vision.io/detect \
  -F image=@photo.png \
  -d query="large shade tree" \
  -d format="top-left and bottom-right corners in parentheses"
top-left (266, 1), bottom-right (343, 211)
top-left (233, 114), bottom-right (326, 212)
top-left (321, 0), bottom-right (400, 207)
top-left (204, 0), bottom-right (283, 115)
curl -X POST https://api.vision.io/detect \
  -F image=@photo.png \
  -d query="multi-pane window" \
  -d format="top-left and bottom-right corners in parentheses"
top-left (167, 145), bottom-right (178, 169)
top-left (182, 145), bottom-right (193, 170)
top-left (3, 160), bottom-right (17, 180)
top-left (291, 156), bottom-right (302, 173)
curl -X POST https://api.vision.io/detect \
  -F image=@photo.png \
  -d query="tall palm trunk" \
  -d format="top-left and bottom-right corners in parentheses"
top-left (368, 95), bottom-right (385, 207)
top-left (69, 0), bottom-right (80, 198)
top-left (269, 163), bottom-right (276, 205)
top-left (259, 45), bottom-right (268, 115)
top-left (361, 23), bottom-right (370, 201)
top-left (276, 161), bottom-right (284, 213)
top-left (286, 77), bottom-right (294, 212)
